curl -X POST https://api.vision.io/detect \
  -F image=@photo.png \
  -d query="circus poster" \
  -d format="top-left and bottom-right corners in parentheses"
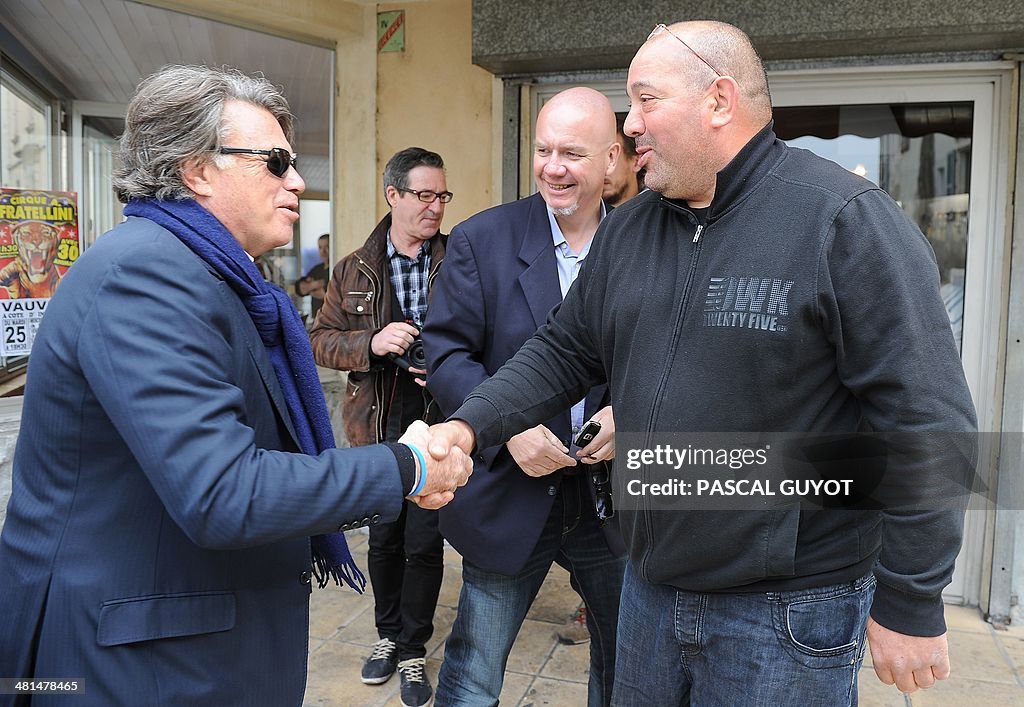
top-left (0, 188), bottom-right (79, 355)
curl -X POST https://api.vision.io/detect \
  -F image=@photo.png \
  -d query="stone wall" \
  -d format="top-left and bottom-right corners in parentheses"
top-left (472, 0), bottom-right (1024, 74)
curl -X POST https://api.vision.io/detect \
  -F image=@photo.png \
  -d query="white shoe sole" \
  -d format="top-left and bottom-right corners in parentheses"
top-left (361, 672), bottom-right (395, 685)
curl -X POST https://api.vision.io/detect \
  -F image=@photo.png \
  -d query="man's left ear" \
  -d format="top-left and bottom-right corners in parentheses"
top-left (181, 157), bottom-right (215, 198)
top-left (708, 76), bottom-right (740, 128)
top-left (606, 141), bottom-right (622, 176)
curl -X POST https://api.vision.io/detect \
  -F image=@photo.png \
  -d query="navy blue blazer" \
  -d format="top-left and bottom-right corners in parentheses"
top-left (423, 193), bottom-right (622, 575)
top-left (0, 217), bottom-right (404, 706)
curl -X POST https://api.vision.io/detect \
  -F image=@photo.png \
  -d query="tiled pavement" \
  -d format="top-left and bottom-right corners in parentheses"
top-left (303, 531), bottom-right (1024, 706)
top-left (303, 530), bottom-right (590, 707)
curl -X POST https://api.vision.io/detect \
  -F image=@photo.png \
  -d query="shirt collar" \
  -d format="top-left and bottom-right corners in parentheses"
top-left (547, 201), bottom-right (607, 256)
top-left (386, 231), bottom-right (430, 260)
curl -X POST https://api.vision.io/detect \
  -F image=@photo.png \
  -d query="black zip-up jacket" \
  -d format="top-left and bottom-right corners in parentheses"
top-left (453, 123), bottom-right (977, 637)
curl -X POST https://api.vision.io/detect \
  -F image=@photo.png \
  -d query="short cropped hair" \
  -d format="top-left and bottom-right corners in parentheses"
top-left (615, 114), bottom-right (638, 158)
top-left (615, 113), bottom-right (645, 189)
top-left (113, 65), bottom-right (294, 203)
top-left (382, 147), bottom-right (445, 194)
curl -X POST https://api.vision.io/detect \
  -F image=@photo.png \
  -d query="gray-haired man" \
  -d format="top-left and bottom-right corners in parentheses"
top-left (0, 65), bottom-right (470, 706)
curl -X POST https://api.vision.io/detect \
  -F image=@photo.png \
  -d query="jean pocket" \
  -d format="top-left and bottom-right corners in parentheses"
top-left (770, 574), bottom-right (875, 669)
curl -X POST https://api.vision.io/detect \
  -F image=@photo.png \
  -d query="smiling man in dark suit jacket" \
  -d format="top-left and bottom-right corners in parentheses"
top-left (0, 65), bottom-right (470, 707)
top-left (423, 87), bottom-right (625, 707)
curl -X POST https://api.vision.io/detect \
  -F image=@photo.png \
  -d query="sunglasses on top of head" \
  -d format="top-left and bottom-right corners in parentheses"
top-left (219, 147), bottom-right (297, 178)
top-left (648, 23), bottom-right (724, 78)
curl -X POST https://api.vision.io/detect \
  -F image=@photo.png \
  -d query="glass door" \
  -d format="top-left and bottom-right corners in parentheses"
top-left (71, 101), bottom-right (125, 250)
top-left (770, 64), bottom-right (1014, 607)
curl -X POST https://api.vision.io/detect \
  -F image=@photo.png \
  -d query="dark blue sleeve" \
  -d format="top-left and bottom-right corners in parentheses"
top-left (422, 224), bottom-right (492, 417)
top-left (77, 238), bottom-right (405, 549)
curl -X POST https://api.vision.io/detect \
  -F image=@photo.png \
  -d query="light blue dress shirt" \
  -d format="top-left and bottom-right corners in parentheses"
top-left (546, 203), bottom-right (606, 451)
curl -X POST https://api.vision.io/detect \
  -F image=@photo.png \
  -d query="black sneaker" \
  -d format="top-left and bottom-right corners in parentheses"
top-left (398, 657), bottom-right (433, 707)
top-left (360, 638), bottom-right (398, 685)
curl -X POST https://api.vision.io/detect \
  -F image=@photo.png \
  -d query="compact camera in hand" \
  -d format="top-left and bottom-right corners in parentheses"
top-left (389, 336), bottom-right (426, 373)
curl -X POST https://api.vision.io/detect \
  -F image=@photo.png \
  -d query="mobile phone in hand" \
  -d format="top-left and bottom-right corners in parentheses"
top-left (573, 420), bottom-right (602, 448)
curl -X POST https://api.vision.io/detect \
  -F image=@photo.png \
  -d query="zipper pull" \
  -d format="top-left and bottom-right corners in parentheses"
top-left (693, 224), bottom-right (704, 243)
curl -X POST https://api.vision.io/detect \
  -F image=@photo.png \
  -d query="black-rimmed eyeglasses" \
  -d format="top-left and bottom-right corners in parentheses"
top-left (397, 187), bottom-right (454, 204)
top-left (219, 147), bottom-right (297, 178)
top-left (648, 23), bottom-right (723, 77)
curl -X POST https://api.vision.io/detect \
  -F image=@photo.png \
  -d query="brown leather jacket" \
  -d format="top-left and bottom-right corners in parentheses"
top-left (310, 213), bottom-right (446, 447)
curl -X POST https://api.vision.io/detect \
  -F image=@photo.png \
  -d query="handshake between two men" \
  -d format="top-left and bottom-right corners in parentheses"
top-left (397, 420), bottom-right (477, 510)
top-left (399, 410), bottom-right (616, 510)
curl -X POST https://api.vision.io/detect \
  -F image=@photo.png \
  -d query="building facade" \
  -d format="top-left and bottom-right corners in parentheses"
top-left (1, 0), bottom-right (1022, 625)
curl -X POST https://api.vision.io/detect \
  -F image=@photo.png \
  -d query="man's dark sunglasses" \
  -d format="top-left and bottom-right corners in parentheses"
top-left (397, 187), bottom-right (454, 204)
top-left (590, 464), bottom-right (615, 522)
top-left (219, 147), bottom-right (297, 178)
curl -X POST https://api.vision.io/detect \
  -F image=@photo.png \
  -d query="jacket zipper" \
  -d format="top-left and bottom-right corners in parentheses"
top-left (355, 259), bottom-right (382, 330)
top-left (356, 258), bottom-right (387, 443)
top-left (359, 249), bottom-right (445, 441)
top-left (640, 205), bottom-right (707, 578)
top-left (357, 245), bottom-right (445, 441)
top-left (427, 254), bottom-right (444, 291)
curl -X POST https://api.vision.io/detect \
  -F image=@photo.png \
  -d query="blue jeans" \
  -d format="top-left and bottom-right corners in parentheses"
top-left (436, 474), bottom-right (625, 706)
top-left (612, 563), bottom-right (875, 706)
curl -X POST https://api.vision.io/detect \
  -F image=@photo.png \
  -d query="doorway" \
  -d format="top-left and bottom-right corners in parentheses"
top-left (528, 62), bottom-right (1016, 608)
top-left (770, 65), bottom-right (1015, 607)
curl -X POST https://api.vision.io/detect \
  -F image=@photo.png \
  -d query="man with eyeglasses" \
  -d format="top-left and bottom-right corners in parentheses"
top-left (310, 147), bottom-right (451, 707)
top-left (0, 67), bottom-right (472, 707)
top-left (422, 87), bottom-right (625, 707)
top-left (426, 21), bottom-right (976, 706)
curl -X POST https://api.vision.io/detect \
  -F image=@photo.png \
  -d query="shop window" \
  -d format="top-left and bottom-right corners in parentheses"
top-left (0, 67), bottom-right (59, 391)
top-left (1, 0), bottom-right (336, 389)
top-left (1, 70), bottom-right (51, 190)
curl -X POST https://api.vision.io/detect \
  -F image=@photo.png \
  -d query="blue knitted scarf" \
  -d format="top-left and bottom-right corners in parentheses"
top-left (123, 197), bottom-right (366, 593)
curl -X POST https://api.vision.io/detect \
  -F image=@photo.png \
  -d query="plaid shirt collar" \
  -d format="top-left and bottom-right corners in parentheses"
top-left (386, 234), bottom-right (431, 262)
top-left (386, 231), bottom-right (432, 326)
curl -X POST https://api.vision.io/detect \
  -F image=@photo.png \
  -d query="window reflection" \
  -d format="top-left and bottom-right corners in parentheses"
top-left (81, 117), bottom-right (125, 249)
top-left (776, 103), bottom-right (972, 353)
top-left (1, 73), bottom-right (50, 191)
top-left (0, 69), bottom-right (56, 389)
